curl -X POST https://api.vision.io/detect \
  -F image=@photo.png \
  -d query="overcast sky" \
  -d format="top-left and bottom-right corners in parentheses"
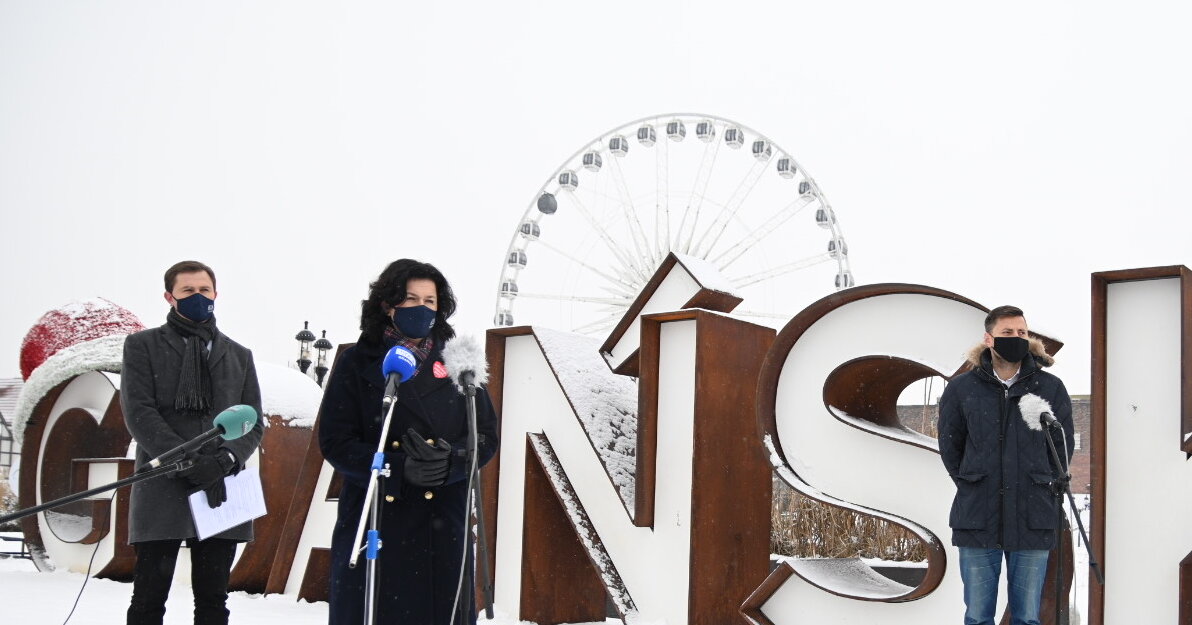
top-left (2, 1), bottom-right (1190, 395)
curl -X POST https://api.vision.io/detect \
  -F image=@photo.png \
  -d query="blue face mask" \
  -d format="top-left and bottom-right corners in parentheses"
top-left (392, 305), bottom-right (436, 338)
top-left (175, 293), bottom-right (215, 322)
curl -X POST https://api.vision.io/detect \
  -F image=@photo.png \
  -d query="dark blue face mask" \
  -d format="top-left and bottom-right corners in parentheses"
top-left (392, 305), bottom-right (436, 338)
top-left (176, 293), bottom-right (215, 322)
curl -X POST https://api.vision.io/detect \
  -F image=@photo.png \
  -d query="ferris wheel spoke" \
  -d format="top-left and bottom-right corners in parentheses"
top-left (534, 238), bottom-right (639, 291)
top-left (606, 154), bottom-right (656, 275)
top-left (731, 252), bottom-right (833, 288)
top-left (570, 314), bottom-right (623, 335)
top-left (690, 156), bottom-right (769, 259)
top-left (674, 138), bottom-right (722, 256)
top-left (496, 114), bottom-right (852, 334)
top-left (594, 281), bottom-right (639, 299)
top-left (655, 134), bottom-right (671, 261)
top-left (711, 196), bottom-right (817, 268)
top-left (564, 194), bottom-right (649, 281)
top-left (516, 292), bottom-right (631, 306)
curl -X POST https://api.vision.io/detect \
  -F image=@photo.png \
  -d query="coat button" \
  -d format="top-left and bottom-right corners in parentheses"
top-left (424, 491), bottom-right (434, 500)
top-left (391, 441), bottom-right (400, 449)
top-left (426, 439), bottom-right (435, 445)
top-left (385, 495), bottom-right (395, 503)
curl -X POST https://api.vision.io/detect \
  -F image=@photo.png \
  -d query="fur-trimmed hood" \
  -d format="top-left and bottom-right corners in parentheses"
top-left (964, 336), bottom-right (1055, 368)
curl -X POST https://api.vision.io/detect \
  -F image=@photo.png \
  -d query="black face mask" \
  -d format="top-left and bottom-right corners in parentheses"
top-left (992, 336), bottom-right (1030, 363)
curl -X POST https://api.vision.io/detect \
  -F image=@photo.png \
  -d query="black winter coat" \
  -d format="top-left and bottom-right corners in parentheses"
top-left (937, 343), bottom-right (1074, 551)
top-left (121, 323), bottom-right (264, 543)
top-left (318, 336), bottom-right (499, 625)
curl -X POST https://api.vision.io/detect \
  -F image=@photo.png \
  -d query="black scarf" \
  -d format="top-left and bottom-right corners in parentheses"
top-left (166, 308), bottom-right (217, 414)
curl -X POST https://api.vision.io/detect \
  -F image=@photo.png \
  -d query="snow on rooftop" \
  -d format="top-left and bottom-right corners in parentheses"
top-left (257, 363), bottom-right (324, 428)
top-left (671, 253), bottom-right (739, 296)
top-left (533, 326), bottom-right (638, 512)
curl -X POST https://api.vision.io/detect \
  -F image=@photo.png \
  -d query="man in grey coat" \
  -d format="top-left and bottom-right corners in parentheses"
top-left (121, 260), bottom-right (263, 625)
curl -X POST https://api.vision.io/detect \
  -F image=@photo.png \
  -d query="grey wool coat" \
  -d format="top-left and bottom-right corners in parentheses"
top-left (120, 322), bottom-right (264, 543)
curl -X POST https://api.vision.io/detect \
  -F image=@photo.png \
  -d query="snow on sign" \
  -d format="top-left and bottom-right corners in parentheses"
top-left (7, 264), bottom-right (1192, 625)
top-left (746, 287), bottom-right (984, 623)
top-left (487, 289), bottom-right (773, 624)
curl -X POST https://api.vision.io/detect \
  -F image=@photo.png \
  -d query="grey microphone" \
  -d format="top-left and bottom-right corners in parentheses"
top-left (441, 334), bottom-right (489, 396)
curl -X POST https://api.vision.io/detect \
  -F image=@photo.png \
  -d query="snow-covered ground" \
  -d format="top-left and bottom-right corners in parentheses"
top-left (0, 555), bottom-right (328, 624)
top-left (0, 552), bottom-right (608, 625)
top-left (0, 496), bottom-right (1095, 624)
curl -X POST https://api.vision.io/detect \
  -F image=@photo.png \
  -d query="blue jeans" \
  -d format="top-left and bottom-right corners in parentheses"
top-left (958, 547), bottom-right (1049, 625)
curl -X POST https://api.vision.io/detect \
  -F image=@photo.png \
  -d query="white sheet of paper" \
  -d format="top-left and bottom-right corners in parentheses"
top-left (188, 463), bottom-right (267, 541)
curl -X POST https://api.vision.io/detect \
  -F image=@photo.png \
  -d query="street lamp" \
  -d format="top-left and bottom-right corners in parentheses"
top-left (295, 321), bottom-right (316, 374)
top-left (313, 330), bottom-right (333, 386)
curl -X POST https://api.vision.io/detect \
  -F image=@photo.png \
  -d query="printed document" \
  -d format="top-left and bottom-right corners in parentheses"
top-left (188, 464), bottom-right (267, 540)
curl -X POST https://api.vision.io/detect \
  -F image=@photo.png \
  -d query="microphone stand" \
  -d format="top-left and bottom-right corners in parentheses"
top-left (0, 460), bottom-right (192, 525)
top-left (347, 395), bottom-right (399, 625)
top-left (463, 380), bottom-right (494, 620)
top-left (1042, 421), bottom-right (1104, 625)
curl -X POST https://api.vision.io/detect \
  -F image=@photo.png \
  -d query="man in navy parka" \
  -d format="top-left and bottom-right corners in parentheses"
top-left (938, 305), bottom-right (1074, 625)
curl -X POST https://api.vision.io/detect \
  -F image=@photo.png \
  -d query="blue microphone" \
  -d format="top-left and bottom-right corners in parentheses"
top-left (381, 345), bottom-right (418, 408)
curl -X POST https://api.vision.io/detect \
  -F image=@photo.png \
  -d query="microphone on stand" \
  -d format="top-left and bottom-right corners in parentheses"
top-left (441, 333), bottom-right (495, 621)
top-left (381, 345), bottom-right (418, 408)
top-left (1018, 393), bottom-right (1055, 432)
top-left (441, 335), bottom-right (489, 397)
top-left (141, 404), bottom-right (258, 471)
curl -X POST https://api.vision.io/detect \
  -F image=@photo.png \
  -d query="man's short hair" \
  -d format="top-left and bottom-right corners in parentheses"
top-left (164, 260), bottom-right (217, 293)
top-left (984, 305), bottom-right (1025, 333)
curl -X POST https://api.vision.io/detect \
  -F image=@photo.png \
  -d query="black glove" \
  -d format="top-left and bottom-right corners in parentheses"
top-left (401, 429), bottom-right (451, 487)
top-left (203, 479), bottom-right (228, 508)
top-left (179, 449), bottom-right (236, 490)
top-left (402, 428), bottom-right (451, 461)
top-left (403, 456), bottom-right (449, 487)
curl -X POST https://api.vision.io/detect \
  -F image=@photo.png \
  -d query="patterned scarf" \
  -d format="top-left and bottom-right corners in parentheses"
top-left (165, 308), bottom-right (217, 414)
top-left (383, 325), bottom-right (433, 376)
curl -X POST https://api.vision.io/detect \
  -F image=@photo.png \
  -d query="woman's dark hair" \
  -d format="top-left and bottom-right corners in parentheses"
top-left (360, 259), bottom-right (457, 344)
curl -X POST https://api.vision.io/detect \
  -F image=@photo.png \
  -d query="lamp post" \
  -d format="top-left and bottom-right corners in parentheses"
top-left (313, 330), bottom-right (333, 386)
top-left (295, 321), bottom-right (316, 374)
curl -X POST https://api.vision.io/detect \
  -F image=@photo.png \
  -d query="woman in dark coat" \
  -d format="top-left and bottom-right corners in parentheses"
top-left (319, 259), bottom-right (499, 625)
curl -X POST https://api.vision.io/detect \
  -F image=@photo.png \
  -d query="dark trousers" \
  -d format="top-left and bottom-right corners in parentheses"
top-left (126, 538), bottom-right (237, 625)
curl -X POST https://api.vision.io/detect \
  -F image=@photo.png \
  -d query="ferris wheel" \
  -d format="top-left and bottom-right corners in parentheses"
top-left (493, 113), bottom-right (853, 334)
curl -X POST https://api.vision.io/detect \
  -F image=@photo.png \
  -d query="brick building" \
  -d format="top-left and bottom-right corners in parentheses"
top-left (897, 395), bottom-right (1091, 494)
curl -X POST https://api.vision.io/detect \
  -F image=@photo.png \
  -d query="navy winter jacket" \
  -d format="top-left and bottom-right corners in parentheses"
top-left (937, 342), bottom-right (1074, 550)
top-left (318, 335), bottom-right (499, 625)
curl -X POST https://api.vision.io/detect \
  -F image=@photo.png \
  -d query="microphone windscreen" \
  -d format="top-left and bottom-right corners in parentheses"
top-left (382, 345), bottom-right (418, 383)
top-left (214, 404), bottom-right (259, 440)
top-left (1017, 393), bottom-right (1053, 432)
top-left (441, 334), bottom-right (489, 391)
